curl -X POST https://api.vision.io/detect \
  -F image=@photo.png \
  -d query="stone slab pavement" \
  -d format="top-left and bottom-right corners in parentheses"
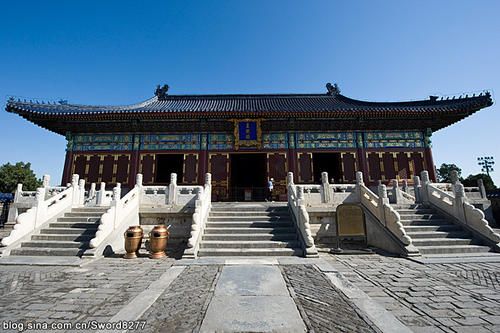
top-left (0, 253), bottom-right (499, 332)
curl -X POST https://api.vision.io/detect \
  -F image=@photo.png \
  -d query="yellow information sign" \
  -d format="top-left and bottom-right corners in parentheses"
top-left (336, 204), bottom-right (365, 237)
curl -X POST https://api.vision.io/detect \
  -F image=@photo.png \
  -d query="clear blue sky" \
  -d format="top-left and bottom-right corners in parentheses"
top-left (1, 1), bottom-right (499, 186)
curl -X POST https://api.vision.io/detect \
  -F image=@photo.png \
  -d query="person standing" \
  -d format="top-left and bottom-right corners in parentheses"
top-left (266, 178), bottom-right (274, 202)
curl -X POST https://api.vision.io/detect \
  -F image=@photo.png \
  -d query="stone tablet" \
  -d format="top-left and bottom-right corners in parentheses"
top-left (336, 204), bottom-right (365, 236)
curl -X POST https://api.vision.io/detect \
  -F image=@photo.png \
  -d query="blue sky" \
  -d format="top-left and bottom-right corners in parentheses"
top-left (1, 1), bottom-right (499, 185)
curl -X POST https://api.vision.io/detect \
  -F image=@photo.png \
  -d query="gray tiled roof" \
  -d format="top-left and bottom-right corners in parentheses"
top-left (5, 92), bottom-right (493, 116)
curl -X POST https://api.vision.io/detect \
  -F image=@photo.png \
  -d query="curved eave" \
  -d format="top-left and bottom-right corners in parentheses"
top-left (5, 92), bottom-right (493, 135)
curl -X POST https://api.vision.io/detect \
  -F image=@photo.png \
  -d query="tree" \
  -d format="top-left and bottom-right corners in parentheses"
top-left (0, 162), bottom-right (42, 193)
top-left (462, 173), bottom-right (497, 190)
top-left (436, 163), bottom-right (462, 183)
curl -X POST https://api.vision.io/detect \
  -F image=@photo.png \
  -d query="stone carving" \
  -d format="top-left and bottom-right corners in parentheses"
top-left (326, 82), bottom-right (340, 96)
top-left (155, 84), bottom-right (169, 100)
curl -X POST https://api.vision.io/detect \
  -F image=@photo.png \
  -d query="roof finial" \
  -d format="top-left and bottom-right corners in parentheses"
top-left (326, 82), bottom-right (340, 96)
top-left (155, 84), bottom-right (169, 100)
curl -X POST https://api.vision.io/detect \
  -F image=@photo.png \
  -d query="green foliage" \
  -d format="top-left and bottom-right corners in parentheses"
top-left (462, 173), bottom-right (497, 190)
top-left (436, 163), bottom-right (462, 183)
top-left (0, 162), bottom-right (42, 193)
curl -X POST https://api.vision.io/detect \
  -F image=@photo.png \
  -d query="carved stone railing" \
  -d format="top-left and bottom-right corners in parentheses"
top-left (386, 179), bottom-right (415, 204)
top-left (90, 178), bottom-right (140, 250)
top-left (96, 182), bottom-right (114, 207)
top-left (7, 175), bottom-right (77, 223)
top-left (2, 174), bottom-right (85, 247)
top-left (287, 172), bottom-right (318, 257)
top-left (356, 172), bottom-right (417, 254)
top-left (418, 171), bottom-right (500, 246)
top-left (183, 173), bottom-right (212, 259)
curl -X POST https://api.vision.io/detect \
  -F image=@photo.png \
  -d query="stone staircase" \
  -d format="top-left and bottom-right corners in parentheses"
top-left (198, 203), bottom-right (303, 257)
top-left (10, 207), bottom-right (108, 257)
top-left (395, 204), bottom-right (494, 256)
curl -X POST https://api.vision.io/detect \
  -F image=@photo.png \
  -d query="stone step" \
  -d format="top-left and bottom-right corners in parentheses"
top-left (400, 219), bottom-right (451, 226)
top-left (10, 247), bottom-right (86, 256)
top-left (405, 231), bottom-right (470, 239)
top-left (398, 214), bottom-right (442, 220)
top-left (403, 225), bottom-right (461, 232)
top-left (392, 204), bottom-right (428, 210)
top-left (411, 238), bottom-right (478, 247)
top-left (40, 228), bottom-right (97, 235)
top-left (200, 240), bottom-right (299, 249)
top-left (64, 212), bottom-right (104, 218)
top-left (206, 221), bottom-right (293, 228)
top-left (49, 222), bottom-right (99, 229)
top-left (204, 227), bottom-right (296, 234)
top-left (207, 216), bottom-right (291, 222)
top-left (396, 209), bottom-right (434, 214)
top-left (197, 248), bottom-right (303, 257)
top-left (20, 240), bottom-right (90, 249)
top-left (209, 211), bottom-right (290, 217)
top-left (57, 217), bottom-right (101, 222)
top-left (72, 207), bottom-right (109, 213)
top-left (203, 233), bottom-right (297, 241)
top-left (418, 245), bottom-right (492, 255)
top-left (32, 234), bottom-right (94, 242)
top-left (210, 206), bottom-right (288, 212)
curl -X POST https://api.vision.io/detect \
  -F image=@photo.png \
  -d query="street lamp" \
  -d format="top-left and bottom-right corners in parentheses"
top-left (477, 156), bottom-right (495, 177)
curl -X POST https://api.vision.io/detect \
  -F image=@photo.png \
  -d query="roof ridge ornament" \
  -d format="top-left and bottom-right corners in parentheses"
top-left (326, 82), bottom-right (340, 96)
top-left (155, 84), bottom-right (169, 100)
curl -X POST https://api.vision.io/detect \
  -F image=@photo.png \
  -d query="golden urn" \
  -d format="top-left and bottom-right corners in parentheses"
top-left (123, 225), bottom-right (143, 259)
top-left (149, 225), bottom-right (169, 259)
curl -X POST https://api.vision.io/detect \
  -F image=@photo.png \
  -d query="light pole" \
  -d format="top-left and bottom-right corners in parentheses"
top-left (477, 156), bottom-right (495, 177)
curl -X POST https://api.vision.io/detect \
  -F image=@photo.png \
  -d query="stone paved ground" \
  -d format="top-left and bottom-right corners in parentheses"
top-left (0, 254), bottom-right (499, 332)
top-left (139, 265), bottom-right (220, 332)
top-left (281, 264), bottom-right (376, 333)
top-left (322, 253), bottom-right (500, 333)
top-left (0, 258), bottom-right (172, 332)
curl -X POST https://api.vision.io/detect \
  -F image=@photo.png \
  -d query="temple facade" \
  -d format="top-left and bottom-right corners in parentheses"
top-left (6, 84), bottom-right (493, 201)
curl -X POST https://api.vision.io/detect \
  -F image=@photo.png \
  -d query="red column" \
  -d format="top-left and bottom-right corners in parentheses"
top-left (61, 150), bottom-right (73, 186)
top-left (424, 147), bottom-right (438, 182)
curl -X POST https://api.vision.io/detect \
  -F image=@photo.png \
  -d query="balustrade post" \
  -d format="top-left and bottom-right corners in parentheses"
top-left (287, 172), bottom-right (294, 186)
top-left (377, 184), bottom-right (389, 225)
top-left (14, 183), bottom-right (23, 203)
top-left (42, 174), bottom-right (50, 188)
top-left (89, 183), bottom-right (96, 202)
top-left (136, 174), bottom-right (143, 206)
top-left (97, 182), bottom-right (106, 206)
top-left (71, 174), bottom-right (80, 207)
top-left (113, 183), bottom-right (121, 202)
top-left (205, 173), bottom-right (212, 188)
top-left (168, 173), bottom-right (177, 205)
top-left (34, 186), bottom-right (47, 228)
top-left (454, 183), bottom-right (466, 222)
top-left (391, 179), bottom-right (400, 204)
top-left (355, 171), bottom-right (364, 202)
top-left (297, 186), bottom-right (305, 206)
top-left (477, 179), bottom-right (487, 199)
top-left (402, 179), bottom-right (408, 193)
top-left (78, 179), bottom-right (85, 206)
top-left (450, 170), bottom-right (460, 195)
top-left (420, 171), bottom-right (430, 204)
top-left (413, 176), bottom-right (421, 203)
top-left (321, 172), bottom-right (330, 203)
top-left (8, 183), bottom-right (23, 222)
top-left (112, 183), bottom-right (121, 228)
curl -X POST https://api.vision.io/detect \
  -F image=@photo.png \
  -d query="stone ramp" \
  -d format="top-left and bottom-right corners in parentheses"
top-left (395, 204), bottom-right (496, 256)
top-left (198, 202), bottom-right (303, 257)
top-left (9, 207), bottom-right (108, 257)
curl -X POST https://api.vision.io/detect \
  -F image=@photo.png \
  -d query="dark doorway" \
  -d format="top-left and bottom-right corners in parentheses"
top-left (312, 153), bottom-right (342, 183)
top-left (155, 154), bottom-right (183, 183)
top-left (230, 154), bottom-right (266, 201)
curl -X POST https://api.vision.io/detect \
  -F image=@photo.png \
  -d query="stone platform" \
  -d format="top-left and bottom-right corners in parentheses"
top-left (0, 253), bottom-right (499, 332)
